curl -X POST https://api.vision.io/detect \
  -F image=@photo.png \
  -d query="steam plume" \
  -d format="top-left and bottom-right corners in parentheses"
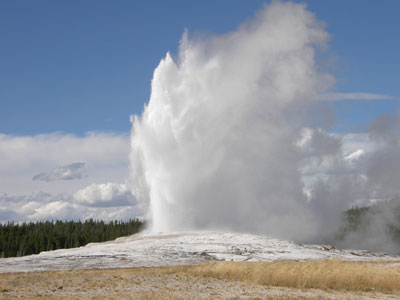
top-left (130, 2), bottom-right (331, 239)
top-left (130, 1), bottom-right (400, 253)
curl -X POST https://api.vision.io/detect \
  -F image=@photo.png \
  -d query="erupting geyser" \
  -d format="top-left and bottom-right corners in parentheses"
top-left (130, 2), bottom-right (332, 240)
top-left (129, 1), bottom-right (400, 253)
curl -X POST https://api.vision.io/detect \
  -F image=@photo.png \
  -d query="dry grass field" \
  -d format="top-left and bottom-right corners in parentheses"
top-left (0, 260), bottom-right (399, 299)
top-left (171, 260), bottom-right (400, 293)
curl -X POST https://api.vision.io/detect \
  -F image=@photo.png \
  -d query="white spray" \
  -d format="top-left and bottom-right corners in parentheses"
top-left (130, 2), bottom-right (335, 241)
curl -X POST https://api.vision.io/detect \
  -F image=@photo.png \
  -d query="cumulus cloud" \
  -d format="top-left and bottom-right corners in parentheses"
top-left (0, 183), bottom-right (145, 222)
top-left (29, 200), bottom-right (74, 220)
top-left (74, 182), bottom-right (136, 207)
top-left (0, 192), bottom-right (68, 222)
top-left (0, 131), bottom-right (143, 222)
top-left (32, 162), bottom-right (86, 182)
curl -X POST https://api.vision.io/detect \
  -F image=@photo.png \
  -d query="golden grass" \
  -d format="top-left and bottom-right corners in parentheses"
top-left (1, 260), bottom-right (399, 299)
top-left (165, 260), bottom-right (400, 293)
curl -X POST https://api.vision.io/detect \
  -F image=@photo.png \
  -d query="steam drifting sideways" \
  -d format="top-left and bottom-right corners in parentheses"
top-left (130, 2), bottom-right (400, 253)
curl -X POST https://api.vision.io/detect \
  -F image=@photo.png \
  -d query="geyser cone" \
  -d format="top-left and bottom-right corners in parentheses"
top-left (130, 2), bottom-right (333, 240)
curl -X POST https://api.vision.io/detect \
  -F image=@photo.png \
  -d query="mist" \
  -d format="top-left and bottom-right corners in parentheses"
top-left (129, 1), bottom-right (400, 253)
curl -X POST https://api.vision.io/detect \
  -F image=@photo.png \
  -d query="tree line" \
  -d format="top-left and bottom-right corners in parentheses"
top-left (336, 198), bottom-right (400, 253)
top-left (0, 219), bottom-right (144, 258)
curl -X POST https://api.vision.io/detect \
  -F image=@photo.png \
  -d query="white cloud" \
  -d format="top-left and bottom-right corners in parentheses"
top-left (29, 201), bottom-right (73, 220)
top-left (74, 182), bottom-right (136, 207)
top-left (0, 131), bottom-right (129, 171)
top-left (320, 92), bottom-right (395, 101)
top-left (0, 131), bottom-right (145, 222)
top-left (32, 162), bottom-right (86, 182)
top-left (0, 132), bottom-right (130, 195)
top-left (0, 188), bottom-right (145, 222)
top-left (344, 149), bottom-right (365, 163)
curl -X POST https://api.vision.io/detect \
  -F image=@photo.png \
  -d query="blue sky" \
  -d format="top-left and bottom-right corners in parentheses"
top-left (1, 0), bottom-right (399, 135)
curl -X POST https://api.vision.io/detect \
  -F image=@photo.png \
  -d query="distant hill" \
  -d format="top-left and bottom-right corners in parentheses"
top-left (336, 197), bottom-right (400, 254)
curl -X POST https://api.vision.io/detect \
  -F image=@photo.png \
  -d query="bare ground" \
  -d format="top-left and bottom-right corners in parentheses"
top-left (1, 265), bottom-right (399, 300)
